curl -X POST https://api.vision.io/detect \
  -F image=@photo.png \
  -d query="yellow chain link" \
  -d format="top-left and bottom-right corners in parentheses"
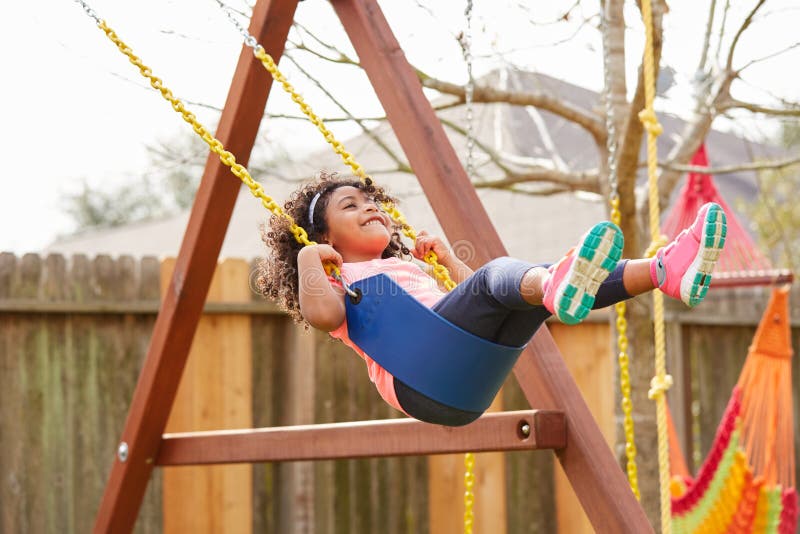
top-left (97, 21), bottom-right (319, 253)
top-left (97, 17), bottom-right (468, 523)
top-left (252, 48), bottom-right (457, 291)
top-left (610, 198), bottom-right (641, 500)
top-left (463, 452), bottom-right (475, 534)
top-left (639, 0), bottom-right (672, 531)
top-left (94, 18), bottom-right (457, 290)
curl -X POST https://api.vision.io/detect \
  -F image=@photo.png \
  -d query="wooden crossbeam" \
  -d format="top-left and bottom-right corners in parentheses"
top-left (157, 410), bottom-right (565, 465)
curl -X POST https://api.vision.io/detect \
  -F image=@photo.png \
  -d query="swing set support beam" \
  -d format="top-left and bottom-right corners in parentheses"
top-left (92, 0), bottom-right (300, 531)
top-left (332, 1), bottom-right (652, 532)
top-left (156, 410), bottom-right (566, 465)
top-left (93, 0), bottom-right (653, 532)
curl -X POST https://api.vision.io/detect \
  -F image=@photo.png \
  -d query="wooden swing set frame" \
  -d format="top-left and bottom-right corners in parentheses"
top-left (93, 0), bottom-right (652, 532)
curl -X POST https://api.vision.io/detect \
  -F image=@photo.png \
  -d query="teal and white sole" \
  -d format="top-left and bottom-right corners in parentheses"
top-left (553, 221), bottom-right (624, 325)
top-left (680, 204), bottom-right (727, 307)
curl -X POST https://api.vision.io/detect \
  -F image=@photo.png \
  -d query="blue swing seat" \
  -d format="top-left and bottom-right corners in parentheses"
top-left (345, 274), bottom-right (526, 414)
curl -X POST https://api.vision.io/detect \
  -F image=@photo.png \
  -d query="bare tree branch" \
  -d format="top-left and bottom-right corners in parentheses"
top-left (292, 21), bottom-right (357, 63)
top-left (411, 0), bottom-right (437, 20)
top-left (438, 118), bottom-right (514, 175)
top-left (180, 99), bottom-right (381, 123)
top-left (290, 21), bottom-right (606, 143)
top-left (265, 98), bottom-right (463, 123)
top-left (521, 14), bottom-right (599, 49)
top-left (735, 76), bottom-right (800, 109)
top-left (282, 53), bottom-right (411, 172)
top-left (418, 75), bottom-right (606, 142)
top-left (506, 184), bottom-right (574, 196)
top-left (521, 0), bottom-right (582, 26)
top-left (603, 0), bottom-right (628, 138)
top-left (288, 41), bottom-right (358, 66)
top-left (474, 168), bottom-right (600, 193)
top-left (717, 98), bottom-right (800, 116)
top-left (714, 0), bottom-right (732, 64)
top-left (266, 113), bottom-right (380, 122)
top-left (660, 154), bottom-right (800, 175)
top-left (180, 99), bottom-right (222, 113)
top-left (725, 0), bottom-right (767, 73)
top-left (655, 0), bottom-right (775, 213)
top-left (697, 0), bottom-right (718, 73)
top-left (737, 41), bottom-right (800, 73)
top-left (439, 114), bottom-right (602, 194)
top-left (616, 0), bottom-right (666, 254)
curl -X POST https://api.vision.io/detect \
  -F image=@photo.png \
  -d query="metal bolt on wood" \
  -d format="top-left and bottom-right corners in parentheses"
top-left (117, 442), bottom-right (129, 463)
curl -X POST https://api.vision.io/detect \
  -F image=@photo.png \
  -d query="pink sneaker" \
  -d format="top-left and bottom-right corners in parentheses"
top-left (542, 221), bottom-right (624, 325)
top-left (651, 202), bottom-right (727, 307)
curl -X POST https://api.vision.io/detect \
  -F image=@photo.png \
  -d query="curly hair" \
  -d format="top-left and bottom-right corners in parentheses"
top-left (256, 171), bottom-right (410, 326)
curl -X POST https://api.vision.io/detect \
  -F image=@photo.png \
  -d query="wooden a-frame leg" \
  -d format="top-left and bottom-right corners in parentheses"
top-left (331, 1), bottom-right (652, 531)
top-left (92, 1), bottom-right (300, 531)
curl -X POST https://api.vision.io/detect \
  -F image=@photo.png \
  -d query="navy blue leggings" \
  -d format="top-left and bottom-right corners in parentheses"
top-left (394, 256), bottom-right (631, 425)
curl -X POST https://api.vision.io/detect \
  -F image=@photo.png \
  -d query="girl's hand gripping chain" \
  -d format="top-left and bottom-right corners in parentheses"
top-left (413, 230), bottom-right (451, 263)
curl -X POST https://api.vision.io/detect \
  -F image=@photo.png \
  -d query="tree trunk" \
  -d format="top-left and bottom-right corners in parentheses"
top-left (620, 297), bottom-right (660, 527)
top-left (612, 0), bottom-right (667, 528)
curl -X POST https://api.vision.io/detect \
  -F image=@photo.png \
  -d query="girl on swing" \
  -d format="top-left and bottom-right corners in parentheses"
top-left (257, 171), bottom-right (727, 426)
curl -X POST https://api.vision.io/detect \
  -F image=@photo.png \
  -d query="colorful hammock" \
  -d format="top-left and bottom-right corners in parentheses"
top-left (669, 287), bottom-right (798, 534)
top-left (662, 144), bottom-right (792, 287)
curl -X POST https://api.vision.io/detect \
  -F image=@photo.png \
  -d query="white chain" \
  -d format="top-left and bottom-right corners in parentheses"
top-left (461, 0), bottom-right (475, 178)
top-left (214, 0), bottom-right (260, 51)
top-left (72, 0), bottom-right (101, 25)
top-left (601, 5), bottom-right (619, 202)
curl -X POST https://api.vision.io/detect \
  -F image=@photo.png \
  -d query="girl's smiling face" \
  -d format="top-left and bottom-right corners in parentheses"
top-left (322, 186), bottom-right (392, 262)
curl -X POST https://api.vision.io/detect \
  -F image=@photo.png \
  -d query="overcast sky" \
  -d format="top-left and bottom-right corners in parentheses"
top-left (1, 0), bottom-right (797, 253)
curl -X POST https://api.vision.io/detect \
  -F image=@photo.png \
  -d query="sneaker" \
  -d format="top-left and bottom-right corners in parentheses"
top-left (651, 202), bottom-right (727, 307)
top-left (542, 221), bottom-right (624, 325)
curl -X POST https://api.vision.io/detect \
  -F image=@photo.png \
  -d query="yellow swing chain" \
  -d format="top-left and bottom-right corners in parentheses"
top-left (88, 19), bottom-right (315, 251)
top-left (601, 5), bottom-right (641, 500)
top-left (74, 3), bottom-right (476, 528)
top-left (74, 0), bottom-right (457, 292)
top-left (219, 2), bottom-right (475, 529)
top-left (639, 0), bottom-right (672, 532)
top-left (460, 0), bottom-right (476, 531)
top-left (215, 1), bottom-right (458, 292)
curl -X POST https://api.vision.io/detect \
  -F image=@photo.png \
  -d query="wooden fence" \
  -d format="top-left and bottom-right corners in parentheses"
top-left (1, 253), bottom-right (798, 533)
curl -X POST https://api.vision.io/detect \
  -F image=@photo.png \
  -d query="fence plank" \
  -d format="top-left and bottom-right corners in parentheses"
top-left (162, 258), bottom-right (253, 534)
top-left (69, 254), bottom-right (91, 302)
top-left (89, 254), bottom-right (163, 534)
top-left (549, 322), bottom-right (614, 534)
top-left (0, 252), bottom-right (15, 298)
top-left (686, 324), bottom-right (752, 468)
top-left (0, 254), bottom-right (162, 534)
top-left (139, 257), bottom-right (161, 301)
top-left (250, 304), bottom-right (284, 533)
top-left (276, 322), bottom-right (316, 533)
top-left (429, 445), bottom-right (506, 533)
top-left (503, 375), bottom-right (556, 534)
top-left (18, 253), bottom-right (42, 298)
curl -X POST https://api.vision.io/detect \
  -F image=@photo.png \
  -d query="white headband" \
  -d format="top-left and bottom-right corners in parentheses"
top-left (308, 191), bottom-right (322, 229)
